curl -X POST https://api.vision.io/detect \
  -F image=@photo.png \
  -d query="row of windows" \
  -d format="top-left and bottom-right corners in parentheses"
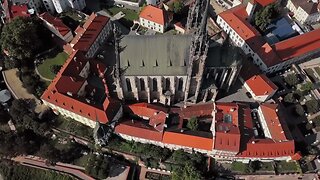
top-left (125, 78), bottom-right (184, 92)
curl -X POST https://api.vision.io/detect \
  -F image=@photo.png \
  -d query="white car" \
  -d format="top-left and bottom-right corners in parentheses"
top-left (116, 4), bottom-right (124, 8)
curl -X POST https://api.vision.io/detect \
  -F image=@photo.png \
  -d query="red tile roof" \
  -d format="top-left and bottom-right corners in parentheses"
top-left (238, 139), bottom-right (295, 158)
top-left (219, 5), bottom-right (261, 42)
top-left (70, 13), bottom-right (110, 52)
top-left (214, 103), bottom-right (241, 152)
top-left (172, 103), bottom-right (214, 119)
top-left (219, 4), bottom-right (320, 68)
top-left (10, 4), bottom-right (30, 19)
top-left (245, 74), bottom-right (278, 96)
top-left (252, 0), bottom-right (277, 7)
top-left (115, 119), bottom-right (164, 142)
top-left (273, 29), bottom-right (320, 61)
top-left (40, 12), bottom-right (71, 36)
top-left (128, 103), bottom-right (168, 117)
top-left (162, 131), bottom-right (213, 151)
top-left (259, 103), bottom-right (287, 141)
top-left (41, 50), bottom-right (120, 124)
top-left (139, 5), bottom-right (167, 25)
top-left (214, 132), bottom-right (241, 152)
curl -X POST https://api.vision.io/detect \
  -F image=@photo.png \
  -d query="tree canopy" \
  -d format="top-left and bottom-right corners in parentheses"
top-left (306, 99), bottom-right (319, 114)
top-left (295, 104), bottom-right (305, 116)
top-left (0, 17), bottom-right (42, 60)
top-left (254, 3), bottom-right (279, 31)
top-left (187, 117), bottom-right (199, 131)
top-left (284, 74), bottom-right (299, 87)
top-left (173, 0), bottom-right (184, 14)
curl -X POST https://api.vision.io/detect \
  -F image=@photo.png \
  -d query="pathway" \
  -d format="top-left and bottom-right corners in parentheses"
top-left (35, 66), bottom-right (52, 82)
top-left (2, 68), bottom-right (48, 113)
top-left (12, 156), bottom-right (94, 180)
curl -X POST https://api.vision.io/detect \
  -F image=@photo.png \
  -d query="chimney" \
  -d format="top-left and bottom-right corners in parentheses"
top-left (180, 129), bottom-right (184, 132)
top-left (252, 141), bottom-right (255, 144)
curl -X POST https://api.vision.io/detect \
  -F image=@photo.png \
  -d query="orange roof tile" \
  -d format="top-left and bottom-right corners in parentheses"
top-left (273, 29), bottom-right (320, 61)
top-left (115, 120), bottom-right (164, 141)
top-left (252, 0), bottom-right (277, 7)
top-left (41, 50), bottom-right (120, 124)
top-left (162, 131), bottom-right (213, 151)
top-left (245, 74), bottom-right (278, 96)
top-left (259, 103), bottom-right (287, 141)
top-left (214, 103), bottom-right (241, 152)
top-left (139, 5), bottom-right (167, 25)
top-left (219, 5), bottom-right (261, 41)
top-left (238, 139), bottom-right (295, 158)
top-left (40, 12), bottom-right (71, 36)
top-left (71, 13), bottom-right (110, 52)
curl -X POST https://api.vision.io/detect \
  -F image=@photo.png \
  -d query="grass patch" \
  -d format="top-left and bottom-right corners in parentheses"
top-left (305, 68), bottom-right (319, 82)
top-left (105, 7), bottom-right (139, 21)
top-left (231, 162), bottom-right (247, 172)
top-left (37, 52), bottom-right (68, 80)
top-left (275, 161), bottom-right (301, 174)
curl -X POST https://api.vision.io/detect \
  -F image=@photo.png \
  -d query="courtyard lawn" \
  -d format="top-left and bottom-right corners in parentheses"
top-left (275, 161), bottom-right (301, 174)
top-left (37, 52), bottom-right (68, 80)
top-left (105, 7), bottom-right (139, 21)
top-left (231, 162), bottom-right (247, 173)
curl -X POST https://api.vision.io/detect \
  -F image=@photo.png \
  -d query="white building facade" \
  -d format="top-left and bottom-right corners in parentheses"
top-left (287, 0), bottom-right (320, 24)
top-left (139, 17), bottom-right (166, 33)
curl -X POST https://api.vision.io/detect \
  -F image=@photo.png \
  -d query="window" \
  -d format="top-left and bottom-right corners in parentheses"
top-left (178, 78), bottom-right (183, 91)
top-left (126, 78), bottom-right (132, 92)
top-left (165, 78), bottom-right (170, 91)
top-left (140, 78), bottom-right (145, 91)
top-left (153, 78), bottom-right (157, 91)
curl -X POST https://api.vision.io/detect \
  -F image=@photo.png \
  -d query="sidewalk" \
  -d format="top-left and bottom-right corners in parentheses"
top-left (2, 68), bottom-right (47, 113)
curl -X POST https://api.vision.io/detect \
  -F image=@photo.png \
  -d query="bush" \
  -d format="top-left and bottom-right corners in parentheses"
top-left (301, 82), bottom-right (314, 92)
top-left (305, 99), bottom-right (319, 114)
top-left (295, 104), bottom-right (305, 116)
top-left (284, 74), bottom-right (299, 87)
top-left (284, 93), bottom-right (295, 103)
top-left (187, 117), bottom-right (199, 131)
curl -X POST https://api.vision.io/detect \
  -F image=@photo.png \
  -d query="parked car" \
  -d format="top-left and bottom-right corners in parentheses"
top-left (116, 4), bottom-right (124, 8)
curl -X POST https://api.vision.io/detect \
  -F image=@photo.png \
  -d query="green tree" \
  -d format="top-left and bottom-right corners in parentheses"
top-left (284, 74), bottom-right (299, 87)
top-left (172, 162), bottom-right (202, 180)
top-left (1, 17), bottom-right (42, 60)
top-left (301, 82), bottom-right (314, 92)
top-left (306, 99), bottom-right (319, 114)
top-left (187, 117), bottom-right (199, 131)
top-left (295, 104), bottom-right (305, 116)
top-left (284, 93), bottom-right (295, 103)
top-left (254, 3), bottom-right (279, 31)
top-left (173, 0), bottom-right (184, 14)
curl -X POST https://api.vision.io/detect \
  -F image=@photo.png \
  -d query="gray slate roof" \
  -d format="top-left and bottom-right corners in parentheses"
top-left (119, 35), bottom-right (192, 76)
